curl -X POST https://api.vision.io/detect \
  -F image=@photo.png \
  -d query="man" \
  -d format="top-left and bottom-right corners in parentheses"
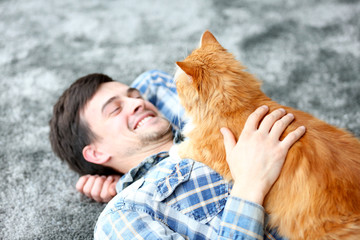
top-left (50, 70), bottom-right (305, 239)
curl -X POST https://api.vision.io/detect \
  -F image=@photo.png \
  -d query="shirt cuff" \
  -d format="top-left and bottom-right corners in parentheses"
top-left (219, 195), bottom-right (265, 240)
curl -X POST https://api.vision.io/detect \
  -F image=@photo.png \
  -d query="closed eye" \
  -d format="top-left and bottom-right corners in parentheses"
top-left (110, 106), bottom-right (121, 116)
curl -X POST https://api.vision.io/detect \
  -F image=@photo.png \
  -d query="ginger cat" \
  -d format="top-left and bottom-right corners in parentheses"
top-left (175, 31), bottom-right (360, 240)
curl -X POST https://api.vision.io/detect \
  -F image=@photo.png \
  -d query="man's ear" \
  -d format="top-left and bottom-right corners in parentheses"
top-left (82, 144), bottom-right (110, 165)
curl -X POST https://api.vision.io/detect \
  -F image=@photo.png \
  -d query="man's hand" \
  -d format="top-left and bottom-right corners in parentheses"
top-left (76, 174), bottom-right (121, 203)
top-left (221, 105), bottom-right (306, 205)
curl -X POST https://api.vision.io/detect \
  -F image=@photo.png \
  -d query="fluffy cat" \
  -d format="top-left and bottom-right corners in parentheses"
top-left (175, 30), bottom-right (360, 239)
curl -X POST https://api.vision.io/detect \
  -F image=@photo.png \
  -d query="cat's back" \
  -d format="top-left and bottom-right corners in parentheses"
top-left (266, 106), bottom-right (360, 239)
top-left (279, 105), bottom-right (360, 186)
top-left (290, 107), bottom-right (360, 167)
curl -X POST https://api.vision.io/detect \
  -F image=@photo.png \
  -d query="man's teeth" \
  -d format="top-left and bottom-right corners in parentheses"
top-left (136, 116), bottom-right (153, 129)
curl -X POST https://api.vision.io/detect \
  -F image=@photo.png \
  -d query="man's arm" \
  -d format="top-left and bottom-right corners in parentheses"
top-left (222, 105), bottom-right (305, 205)
top-left (218, 106), bottom-right (305, 239)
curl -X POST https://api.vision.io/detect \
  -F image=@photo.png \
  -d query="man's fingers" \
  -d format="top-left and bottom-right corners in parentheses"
top-left (269, 113), bottom-right (295, 139)
top-left (281, 126), bottom-right (306, 150)
top-left (109, 175), bottom-right (121, 196)
top-left (77, 174), bottom-right (121, 202)
top-left (82, 175), bottom-right (97, 198)
top-left (220, 127), bottom-right (236, 157)
top-left (76, 175), bottom-right (89, 193)
top-left (100, 176), bottom-right (113, 202)
top-left (91, 176), bottom-right (107, 202)
top-left (109, 181), bottom-right (117, 197)
top-left (243, 105), bottom-right (269, 131)
top-left (258, 108), bottom-right (286, 133)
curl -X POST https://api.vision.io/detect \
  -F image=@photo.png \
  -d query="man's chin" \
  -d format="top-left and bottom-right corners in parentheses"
top-left (139, 124), bottom-right (173, 145)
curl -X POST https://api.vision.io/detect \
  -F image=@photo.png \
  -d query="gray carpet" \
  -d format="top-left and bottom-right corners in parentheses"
top-left (1, 0), bottom-right (360, 239)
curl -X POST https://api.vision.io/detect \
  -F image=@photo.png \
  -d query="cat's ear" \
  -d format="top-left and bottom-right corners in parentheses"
top-left (201, 30), bottom-right (220, 47)
top-left (176, 61), bottom-right (198, 77)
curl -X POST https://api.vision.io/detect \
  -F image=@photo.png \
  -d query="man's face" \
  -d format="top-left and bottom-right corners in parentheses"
top-left (82, 81), bottom-right (172, 161)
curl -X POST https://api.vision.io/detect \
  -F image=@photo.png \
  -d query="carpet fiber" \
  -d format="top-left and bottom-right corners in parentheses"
top-left (1, 0), bottom-right (359, 239)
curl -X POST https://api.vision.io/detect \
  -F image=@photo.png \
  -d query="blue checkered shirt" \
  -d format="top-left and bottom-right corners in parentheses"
top-left (94, 70), bottom-right (285, 240)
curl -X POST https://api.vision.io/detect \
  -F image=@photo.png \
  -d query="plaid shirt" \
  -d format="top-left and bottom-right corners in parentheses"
top-left (94, 70), bottom-right (285, 240)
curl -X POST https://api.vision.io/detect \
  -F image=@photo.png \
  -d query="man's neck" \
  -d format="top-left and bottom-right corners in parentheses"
top-left (110, 139), bottom-right (174, 174)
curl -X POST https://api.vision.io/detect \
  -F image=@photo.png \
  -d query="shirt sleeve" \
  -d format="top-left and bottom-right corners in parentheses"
top-left (218, 196), bottom-right (266, 240)
top-left (94, 198), bottom-right (273, 240)
top-left (94, 208), bottom-right (185, 240)
top-left (130, 70), bottom-right (186, 130)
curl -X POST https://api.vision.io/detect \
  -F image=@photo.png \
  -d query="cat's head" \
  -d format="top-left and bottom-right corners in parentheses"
top-left (175, 30), bottom-right (261, 119)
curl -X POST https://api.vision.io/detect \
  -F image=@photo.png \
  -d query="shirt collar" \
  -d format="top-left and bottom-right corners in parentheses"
top-left (116, 128), bottom-right (184, 193)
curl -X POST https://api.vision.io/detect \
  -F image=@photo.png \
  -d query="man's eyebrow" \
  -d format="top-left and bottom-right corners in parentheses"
top-left (127, 87), bottom-right (140, 96)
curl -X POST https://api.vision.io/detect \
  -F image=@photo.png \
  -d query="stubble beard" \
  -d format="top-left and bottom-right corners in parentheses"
top-left (125, 117), bottom-right (173, 155)
top-left (139, 117), bottom-right (173, 146)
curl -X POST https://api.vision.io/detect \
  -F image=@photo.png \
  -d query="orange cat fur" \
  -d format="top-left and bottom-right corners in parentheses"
top-left (175, 31), bottom-right (360, 240)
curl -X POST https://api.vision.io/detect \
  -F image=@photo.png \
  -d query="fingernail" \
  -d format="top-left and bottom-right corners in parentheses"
top-left (299, 126), bottom-right (306, 131)
top-left (287, 113), bottom-right (294, 118)
top-left (107, 176), bottom-right (113, 181)
top-left (220, 128), bottom-right (225, 136)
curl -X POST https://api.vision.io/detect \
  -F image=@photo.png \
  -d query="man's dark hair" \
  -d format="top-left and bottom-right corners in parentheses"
top-left (49, 73), bottom-right (118, 175)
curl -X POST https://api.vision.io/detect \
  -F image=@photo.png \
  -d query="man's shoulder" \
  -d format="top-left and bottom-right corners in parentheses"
top-left (131, 69), bottom-right (175, 91)
top-left (95, 158), bottom-right (230, 239)
top-left (100, 156), bottom-right (228, 215)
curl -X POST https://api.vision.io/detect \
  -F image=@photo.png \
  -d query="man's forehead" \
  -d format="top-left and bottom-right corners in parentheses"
top-left (83, 81), bottom-right (128, 112)
top-left (98, 81), bottom-right (129, 93)
top-left (97, 81), bottom-right (141, 98)
top-left (81, 82), bottom-right (127, 123)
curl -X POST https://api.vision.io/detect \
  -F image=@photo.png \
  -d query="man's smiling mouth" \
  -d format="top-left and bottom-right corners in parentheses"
top-left (134, 116), bottom-right (154, 130)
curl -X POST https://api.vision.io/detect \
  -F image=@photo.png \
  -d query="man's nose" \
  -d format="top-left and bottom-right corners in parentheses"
top-left (124, 97), bottom-right (145, 115)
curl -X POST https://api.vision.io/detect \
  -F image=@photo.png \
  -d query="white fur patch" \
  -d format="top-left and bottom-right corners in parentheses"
top-left (182, 117), bottom-right (195, 136)
top-left (174, 67), bottom-right (192, 83)
top-left (174, 67), bottom-right (183, 82)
